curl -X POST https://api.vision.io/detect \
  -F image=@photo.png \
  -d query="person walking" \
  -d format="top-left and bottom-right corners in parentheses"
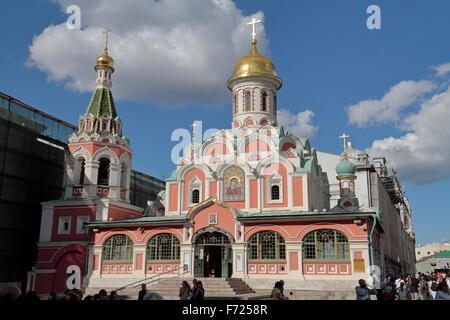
top-left (271, 281), bottom-right (283, 300)
top-left (397, 282), bottom-right (408, 300)
top-left (179, 281), bottom-right (192, 300)
top-left (429, 274), bottom-right (439, 300)
top-left (98, 289), bottom-right (108, 300)
top-left (191, 281), bottom-right (205, 301)
top-left (418, 275), bottom-right (429, 300)
top-left (409, 274), bottom-right (420, 300)
top-left (109, 291), bottom-right (119, 300)
top-left (138, 284), bottom-right (147, 300)
top-left (435, 282), bottom-right (450, 300)
top-left (279, 280), bottom-right (289, 300)
top-left (383, 276), bottom-right (397, 301)
top-left (355, 279), bottom-right (377, 300)
top-left (395, 275), bottom-right (405, 290)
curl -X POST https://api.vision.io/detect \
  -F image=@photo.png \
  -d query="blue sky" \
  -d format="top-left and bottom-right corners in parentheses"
top-left (1, 0), bottom-right (449, 245)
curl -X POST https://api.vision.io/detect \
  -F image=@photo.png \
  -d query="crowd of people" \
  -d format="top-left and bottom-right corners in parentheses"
top-left (356, 271), bottom-right (450, 300)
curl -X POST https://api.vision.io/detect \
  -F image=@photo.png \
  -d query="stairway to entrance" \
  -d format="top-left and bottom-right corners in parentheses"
top-left (85, 277), bottom-right (257, 300)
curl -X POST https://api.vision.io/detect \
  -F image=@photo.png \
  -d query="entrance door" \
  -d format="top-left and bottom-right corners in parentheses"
top-left (194, 232), bottom-right (232, 278)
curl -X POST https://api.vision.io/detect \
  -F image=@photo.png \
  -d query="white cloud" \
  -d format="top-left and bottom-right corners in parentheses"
top-left (346, 80), bottom-right (436, 127)
top-left (278, 109), bottom-right (318, 138)
top-left (432, 62), bottom-right (450, 76)
top-left (27, 0), bottom-right (269, 106)
top-left (367, 86), bottom-right (450, 185)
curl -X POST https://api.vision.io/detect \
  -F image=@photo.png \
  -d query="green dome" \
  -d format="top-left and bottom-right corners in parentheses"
top-left (336, 159), bottom-right (356, 176)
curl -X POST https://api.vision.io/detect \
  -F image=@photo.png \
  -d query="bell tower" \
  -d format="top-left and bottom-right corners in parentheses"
top-left (63, 28), bottom-right (132, 203)
top-left (336, 134), bottom-right (359, 207)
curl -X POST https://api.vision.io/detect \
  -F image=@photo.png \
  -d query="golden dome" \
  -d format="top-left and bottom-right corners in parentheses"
top-left (227, 39), bottom-right (282, 90)
top-left (96, 49), bottom-right (114, 69)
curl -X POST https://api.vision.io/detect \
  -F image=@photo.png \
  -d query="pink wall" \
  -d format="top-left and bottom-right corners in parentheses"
top-left (293, 176), bottom-right (303, 207)
top-left (169, 184), bottom-right (178, 211)
top-left (108, 204), bottom-right (142, 221)
top-left (210, 181), bottom-right (217, 198)
top-left (244, 220), bottom-right (369, 242)
top-left (191, 203), bottom-right (236, 238)
top-left (250, 179), bottom-right (258, 208)
top-left (51, 205), bottom-right (96, 242)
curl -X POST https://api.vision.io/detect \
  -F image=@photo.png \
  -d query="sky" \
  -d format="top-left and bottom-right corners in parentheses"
top-left (1, 0), bottom-right (449, 245)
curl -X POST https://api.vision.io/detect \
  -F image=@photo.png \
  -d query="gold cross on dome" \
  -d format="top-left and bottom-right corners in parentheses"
top-left (103, 27), bottom-right (112, 50)
top-left (247, 18), bottom-right (262, 41)
top-left (339, 133), bottom-right (350, 159)
top-left (191, 122), bottom-right (198, 144)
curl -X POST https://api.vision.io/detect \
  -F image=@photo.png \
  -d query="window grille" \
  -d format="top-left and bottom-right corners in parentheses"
top-left (303, 229), bottom-right (350, 261)
top-left (245, 91), bottom-right (251, 111)
top-left (271, 185), bottom-right (280, 200)
top-left (102, 235), bottom-right (133, 261)
top-left (248, 231), bottom-right (286, 261)
top-left (195, 232), bottom-right (230, 245)
top-left (261, 91), bottom-right (267, 111)
top-left (192, 189), bottom-right (200, 203)
top-left (146, 233), bottom-right (180, 261)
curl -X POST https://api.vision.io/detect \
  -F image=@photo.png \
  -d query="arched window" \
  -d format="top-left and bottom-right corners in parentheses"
top-left (248, 231), bottom-right (286, 261)
top-left (102, 235), bottom-right (133, 262)
top-left (234, 93), bottom-right (238, 114)
top-left (261, 90), bottom-right (268, 111)
top-left (97, 158), bottom-right (110, 186)
top-left (120, 163), bottom-right (127, 190)
top-left (75, 158), bottom-right (85, 185)
top-left (271, 185), bottom-right (280, 200)
top-left (146, 233), bottom-right (180, 261)
top-left (192, 189), bottom-right (200, 204)
top-left (245, 91), bottom-right (251, 111)
top-left (102, 120), bottom-right (108, 131)
top-left (79, 159), bottom-right (85, 185)
top-left (273, 94), bottom-right (277, 114)
top-left (303, 229), bottom-right (350, 261)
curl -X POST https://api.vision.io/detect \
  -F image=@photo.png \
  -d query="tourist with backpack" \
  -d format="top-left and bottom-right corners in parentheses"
top-left (383, 276), bottom-right (397, 301)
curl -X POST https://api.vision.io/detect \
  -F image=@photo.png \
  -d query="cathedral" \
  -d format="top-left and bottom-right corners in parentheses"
top-left (27, 24), bottom-right (395, 296)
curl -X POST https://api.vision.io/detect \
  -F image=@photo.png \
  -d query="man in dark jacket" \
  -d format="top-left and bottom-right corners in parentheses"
top-left (138, 284), bottom-right (147, 300)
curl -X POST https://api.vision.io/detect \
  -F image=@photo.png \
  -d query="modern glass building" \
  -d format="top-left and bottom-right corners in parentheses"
top-left (0, 92), bottom-right (164, 291)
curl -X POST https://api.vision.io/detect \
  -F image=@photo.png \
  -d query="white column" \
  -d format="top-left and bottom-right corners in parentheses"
top-left (179, 181), bottom-right (184, 214)
top-left (245, 175), bottom-right (251, 209)
top-left (287, 174), bottom-right (293, 210)
top-left (231, 243), bottom-right (246, 278)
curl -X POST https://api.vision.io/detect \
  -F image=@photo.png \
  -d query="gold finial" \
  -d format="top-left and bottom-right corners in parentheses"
top-left (191, 122), bottom-right (198, 144)
top-left (103, 27), bottom-right (112, 52)
top-left (339, 133), bottom-right (350, 160)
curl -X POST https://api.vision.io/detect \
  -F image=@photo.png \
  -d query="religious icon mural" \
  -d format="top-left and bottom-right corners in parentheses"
top-left (223, 166), bottom-right (245, 201)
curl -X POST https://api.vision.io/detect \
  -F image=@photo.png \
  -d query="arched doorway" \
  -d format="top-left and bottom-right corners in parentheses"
top-left (193, 229), bottom-right (233, 278)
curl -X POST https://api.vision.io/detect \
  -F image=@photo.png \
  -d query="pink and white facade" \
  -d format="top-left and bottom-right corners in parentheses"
top-left (28, 34), bottom-right (383, 295)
